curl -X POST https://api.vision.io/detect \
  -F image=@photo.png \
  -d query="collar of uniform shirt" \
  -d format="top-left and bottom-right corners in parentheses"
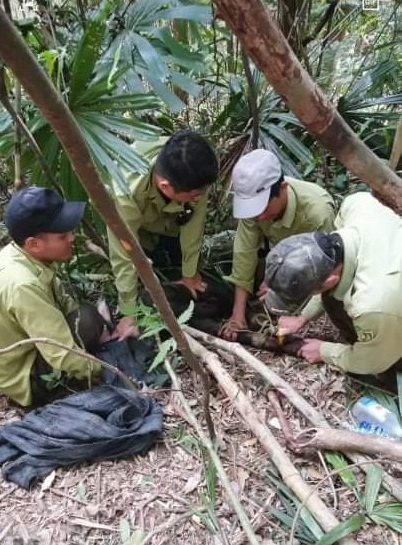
top-left (330, 228), bottom-right (358, 301)
top-left (11, 241), bottom-right (57, 285)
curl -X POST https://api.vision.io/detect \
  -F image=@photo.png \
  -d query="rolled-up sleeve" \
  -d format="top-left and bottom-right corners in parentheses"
top-left (180, 192), bottom-right (208, 278)
top-left (320, 312), bottom-right (402, 374)
top-left (12, 283), bottom-right (101, 378)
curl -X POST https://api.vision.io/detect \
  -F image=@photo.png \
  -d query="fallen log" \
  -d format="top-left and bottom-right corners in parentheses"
top-left (184, 326), bottom-right (402, 502)
top-left (293, 427), bottom-right (402, 463)
top-left (184, 332), bottom-right (359, 544)
top-left (268, 390), bottom-right (402, 463)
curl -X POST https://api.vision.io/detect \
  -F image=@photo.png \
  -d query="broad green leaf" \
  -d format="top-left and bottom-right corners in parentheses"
top-left (314, 514), bottom-right (365, 545)
top-left (162, 5), bottom-right (212, 23)
top-left (91, 94), bottom-right (160, 112)
top-left (363, 465), bottom-right (382, 514)
top-left (132, 34), bottom-right (169, 82)
top-left (150, 338), bottom-right (176, 370)
top-left (69, 6), bottom-right (110, 106)
top-left (178, 300), bottom-right (195, 326)
top-left (154, 28), bottom-right (204, 71)
top-left (370, 503), bottom-right (402, 533)
top-left (145, 70), bottom-right (185, 112)
top-left (325, 453), bottom-right (358, 491)
top-left (170, 71), bottom-right (201, 97)
top-left (80, 111), bottom-right (159, 140)
top-left (262, 123), bottom-right (314, 164)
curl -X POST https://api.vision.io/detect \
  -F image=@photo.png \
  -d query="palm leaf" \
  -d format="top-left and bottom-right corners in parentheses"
top-left (69, 6), bottom-right (111, 106)
top-left (314, 514), bottom-right (365, 545)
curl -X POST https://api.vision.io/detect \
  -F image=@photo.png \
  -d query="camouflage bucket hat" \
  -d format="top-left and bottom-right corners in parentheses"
top-left (264, 233), bottom-right (337, 315)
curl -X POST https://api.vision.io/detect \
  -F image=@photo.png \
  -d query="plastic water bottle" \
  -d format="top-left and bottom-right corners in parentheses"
top-left (351, 396), bottom-right (402, 440)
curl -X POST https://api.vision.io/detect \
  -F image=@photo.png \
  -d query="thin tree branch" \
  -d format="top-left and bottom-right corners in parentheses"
top-left (165, 358), bottom-right (261, 545)
top-left (241, 48), bottom-right (259, 150)
top-left (0, 337), bottom-right (138, 391)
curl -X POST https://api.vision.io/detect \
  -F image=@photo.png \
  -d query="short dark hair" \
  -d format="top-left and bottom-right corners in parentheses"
top-left (155, 130), bottom-right (218, 192)
top-left (268, 173), bottom-right (285, 201)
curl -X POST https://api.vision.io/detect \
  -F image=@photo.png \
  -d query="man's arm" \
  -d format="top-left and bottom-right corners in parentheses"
top-left (179, 191), bottom-right (209, 282)
top-left (221, 221), bottom-right (263, 340)
top-left (12, 283), bottom-right (101, 378)
top-left (107, 196), bottom-right (143, 316)
top-left (320, 312), bottom-right (402, 374)
top-left (226, 220), bottom-right (263, 294)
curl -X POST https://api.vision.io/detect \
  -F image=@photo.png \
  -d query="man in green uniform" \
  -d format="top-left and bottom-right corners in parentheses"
top-left (0, 187), bottom-right (105, 406)
top-left (222, 149), bottom-right (335, 340)
top-left (108, 130), bottom-right (219, 341)
top-left (263, 192), bottom-right (402, 384)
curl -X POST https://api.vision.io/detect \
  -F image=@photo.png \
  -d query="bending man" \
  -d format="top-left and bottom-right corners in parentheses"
top-left (264, 192), bottom-right (402, 387)
top-left (223, 149), bottom-right (335, 340)
top-left (108, 131), bottom-right (219, 340)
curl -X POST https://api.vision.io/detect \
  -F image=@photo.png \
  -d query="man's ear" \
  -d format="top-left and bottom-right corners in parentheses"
top-left (320, 265), bottom-right (343, 293)
top-left (23, 236), bottom-right (41, 254)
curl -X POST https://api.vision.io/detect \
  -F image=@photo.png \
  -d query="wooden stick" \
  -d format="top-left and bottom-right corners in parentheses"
top-left (184, 333), bottom-right (358, 544)
top-left (184, 326), bottom-right (402, 502)
top-left (165, 359), bottom-right (261, 545)
top-left (293, 427), bottom-right (402, 463)
top-left (269, 389), bottom-right (402, 462)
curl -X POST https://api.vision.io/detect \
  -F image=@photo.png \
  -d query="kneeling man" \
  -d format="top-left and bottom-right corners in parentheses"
top-left (0, 187), bottom-right (105, 406)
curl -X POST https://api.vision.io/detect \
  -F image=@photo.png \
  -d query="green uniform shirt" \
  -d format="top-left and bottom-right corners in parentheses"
top-left (227, 177), bottom-right (336, 293)
top-left (0, 243), bottom-right (100, 406)
top-left (108, 171), bottom-right (208, 315)
top-left (303, 192), bottom-right (402, 374)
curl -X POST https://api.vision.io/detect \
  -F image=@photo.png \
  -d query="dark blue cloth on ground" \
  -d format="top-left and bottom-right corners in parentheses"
top-left (0, 386), bottom-right (163, 489)
top-left (98, 338), bottom-right (169, 388)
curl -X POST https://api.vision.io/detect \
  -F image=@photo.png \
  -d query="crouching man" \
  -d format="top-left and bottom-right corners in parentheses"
top-left (222, 149), bottom-right (336, 340)
top-left (0, 187), bottom-right (106, 407)
top-left (263, 192), bottom-right (402, 389)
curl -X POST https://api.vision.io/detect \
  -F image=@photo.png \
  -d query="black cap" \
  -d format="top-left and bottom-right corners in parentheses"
top-left (5, 187), bottom-right (85, 243)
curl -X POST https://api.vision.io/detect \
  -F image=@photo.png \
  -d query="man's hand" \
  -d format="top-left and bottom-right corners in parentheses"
top-left (257, 282), bottom-right (268, 299)
top-left (298, 338), bottom-right (323, 364)
top-left (220, 316), bottom-right (248, 341)
top-left (111, 316), bottom-right (140, 341)
top-left (277, 315), bottom-right (308, 336)
top-left (175, 273), bottom-right (207, 299)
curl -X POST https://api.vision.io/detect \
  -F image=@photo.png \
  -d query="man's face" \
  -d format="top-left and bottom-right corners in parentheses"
top-left (24, 232), bottom-right (76, 263)
top-left (255, 183), bottom-right (287, 222)
top-left (159, 179), bottom-right (205, 204)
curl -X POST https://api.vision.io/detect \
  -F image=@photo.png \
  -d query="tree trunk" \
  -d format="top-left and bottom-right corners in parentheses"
top-left (212, 0), bottom-right (402, 213)
top-left (0, 8), bottom-right (214, 438)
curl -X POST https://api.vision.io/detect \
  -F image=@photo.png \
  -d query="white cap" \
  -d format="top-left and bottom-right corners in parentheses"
top-left (231, 149), bottom-right (282, 219)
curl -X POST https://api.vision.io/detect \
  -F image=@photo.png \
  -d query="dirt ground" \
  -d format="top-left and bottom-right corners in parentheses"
top-left (0, 317), bottom-right (401, 545)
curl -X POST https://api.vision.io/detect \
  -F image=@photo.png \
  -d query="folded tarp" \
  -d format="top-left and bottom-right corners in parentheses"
top-left (0, 385), bottom-right (163, 489)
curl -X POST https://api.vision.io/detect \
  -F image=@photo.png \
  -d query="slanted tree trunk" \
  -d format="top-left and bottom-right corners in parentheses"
top-left (212, 0), bottom-right (402, 213)
top-left (0, 8), bottom-right (215, 438)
